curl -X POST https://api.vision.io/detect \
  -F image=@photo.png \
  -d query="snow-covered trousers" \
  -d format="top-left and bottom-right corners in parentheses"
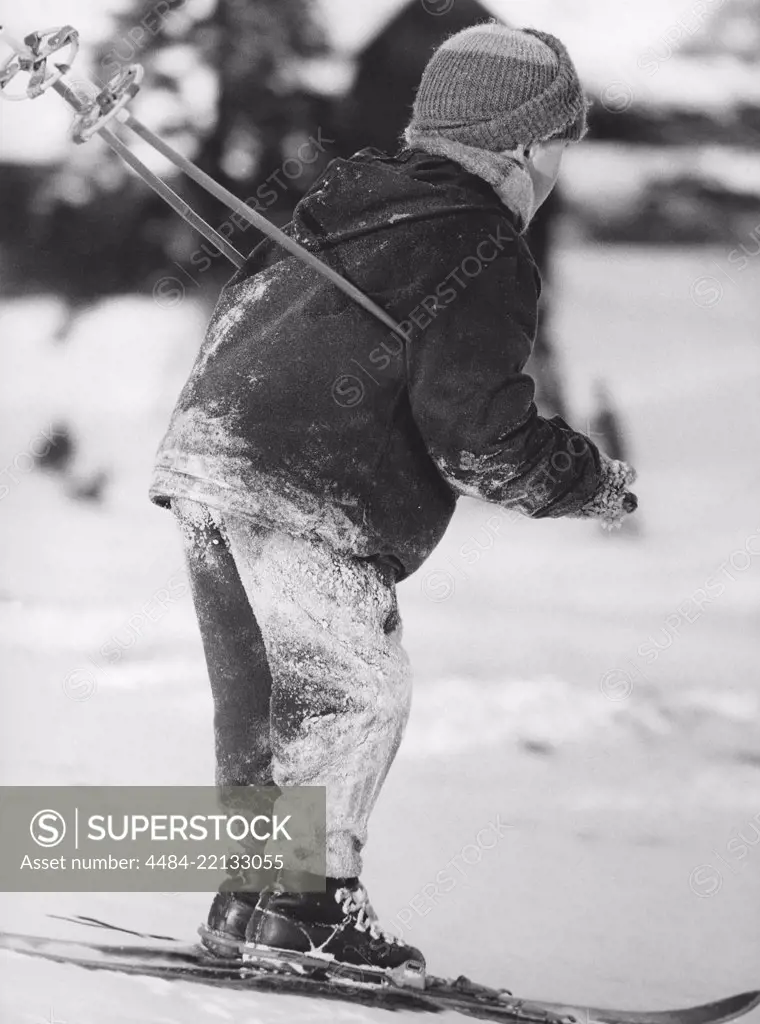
top-left (173, 498), bottom-right (412, 879)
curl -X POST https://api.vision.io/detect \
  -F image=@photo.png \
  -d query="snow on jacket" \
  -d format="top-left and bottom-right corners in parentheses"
top-left (150, 147), bottom-right (605, 580)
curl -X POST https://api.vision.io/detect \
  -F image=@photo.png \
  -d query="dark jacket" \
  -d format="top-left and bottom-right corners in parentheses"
top-left (151, 147), bottom-right (603, 579)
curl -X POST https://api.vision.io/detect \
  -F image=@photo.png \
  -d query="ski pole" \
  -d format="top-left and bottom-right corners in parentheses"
top-left (53, 79), bottom-right (246, 269)
top-left (0, 25), bottom-right (246, 268)
top-left (93, 125), bottom-right (246, 268)
top-left (121, 113), bottom-right (409, 340)
top-left (0, 24), bottom-right (409, 343)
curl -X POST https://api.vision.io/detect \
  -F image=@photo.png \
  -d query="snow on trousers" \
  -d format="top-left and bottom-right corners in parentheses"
top-left (173, 499), bottom-right (412, 879)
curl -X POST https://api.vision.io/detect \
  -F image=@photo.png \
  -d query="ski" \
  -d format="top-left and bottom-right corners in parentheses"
top-left (1, 927), bottom-right (757, 1024)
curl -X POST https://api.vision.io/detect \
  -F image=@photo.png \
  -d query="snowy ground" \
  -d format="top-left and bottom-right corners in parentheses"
top-left (0, 244), bottom-right (759, 1023)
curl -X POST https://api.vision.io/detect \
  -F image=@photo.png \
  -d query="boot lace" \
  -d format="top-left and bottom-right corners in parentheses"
top-left (334, 884), bottom-right (402, 947)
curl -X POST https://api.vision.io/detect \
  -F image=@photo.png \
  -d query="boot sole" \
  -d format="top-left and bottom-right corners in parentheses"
top-left (243, 943), bottom-right (426, 990)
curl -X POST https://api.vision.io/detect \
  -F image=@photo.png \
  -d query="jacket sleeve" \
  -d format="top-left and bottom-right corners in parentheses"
top-left (406, 214), bottom-right (603, 518)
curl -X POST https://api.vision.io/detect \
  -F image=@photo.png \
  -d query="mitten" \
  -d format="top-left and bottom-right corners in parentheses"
top-left (571, 452), bottom-right (638, 531)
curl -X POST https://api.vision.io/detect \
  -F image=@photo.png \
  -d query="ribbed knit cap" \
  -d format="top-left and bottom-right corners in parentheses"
top-left (406, 22), bottom-right (590, 151)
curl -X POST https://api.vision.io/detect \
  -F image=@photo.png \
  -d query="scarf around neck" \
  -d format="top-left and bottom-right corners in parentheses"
top-left (404, 128), bottom-right (536, 232)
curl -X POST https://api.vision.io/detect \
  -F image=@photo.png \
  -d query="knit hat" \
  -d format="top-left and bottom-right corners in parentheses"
top-left (405, 22), bottom-right (590, 153)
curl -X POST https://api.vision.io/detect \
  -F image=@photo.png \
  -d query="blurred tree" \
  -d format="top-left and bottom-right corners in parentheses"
top-left (97, 0), bottom-right (327, 201)
top-left (0, 0), bottom-right (329, 301)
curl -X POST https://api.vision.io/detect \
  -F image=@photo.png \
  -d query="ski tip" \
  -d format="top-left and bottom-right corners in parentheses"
top-left (721, 992), bottom-right (760, 1024)
top-left (673, 990), bottom-right (760, 1024)
top-left (547, 990), bottom-right (760, 1024)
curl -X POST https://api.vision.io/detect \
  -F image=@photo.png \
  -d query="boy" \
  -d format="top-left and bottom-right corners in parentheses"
top-left (151, 23), bottom-right (637, 988)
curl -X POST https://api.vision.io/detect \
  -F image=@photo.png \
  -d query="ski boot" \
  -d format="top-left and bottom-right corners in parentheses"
top-left (199, 891), bottom-right (260, 959)
top-left (243, 877), bottom-right (426, 989)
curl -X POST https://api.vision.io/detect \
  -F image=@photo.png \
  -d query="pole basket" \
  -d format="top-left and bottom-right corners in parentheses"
top-left (0, 26), bottom-right (79, 100)
top-left (72, 65), bottom-right (144, 143)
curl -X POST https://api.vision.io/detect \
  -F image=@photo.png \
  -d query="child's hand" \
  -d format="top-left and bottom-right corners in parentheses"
top-left (572, 453), bottom-right (638, 530)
